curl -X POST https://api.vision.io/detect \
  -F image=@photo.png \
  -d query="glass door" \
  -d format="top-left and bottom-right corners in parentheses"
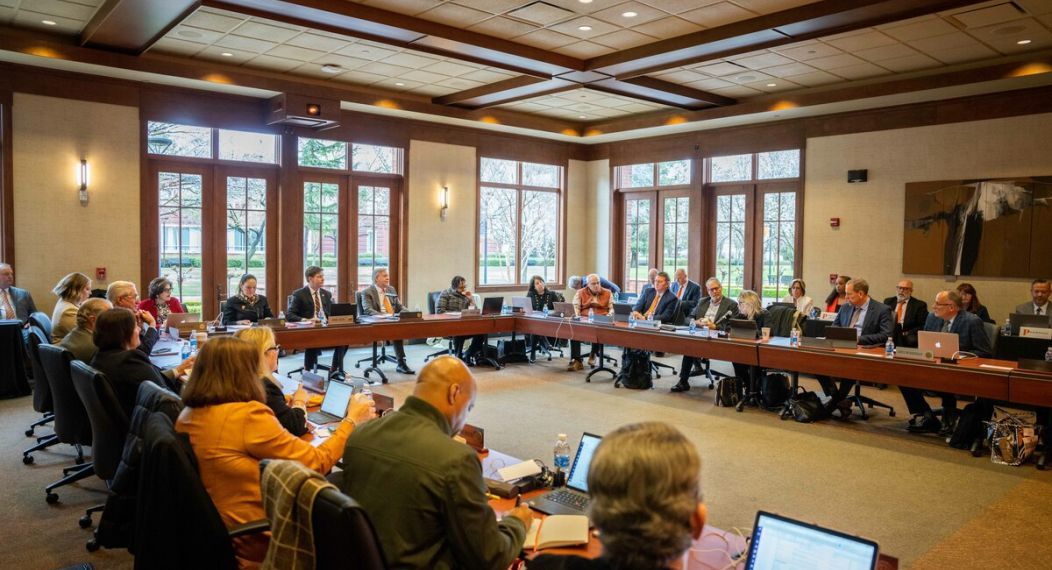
top-left (154, 163), bottom-right (213, 317)
top-left (711, 186), bottom-right (753, 300)
top-left (623, 193), bottom-right (655, 294)
top-left (217, 167), bottom-right (277, 306)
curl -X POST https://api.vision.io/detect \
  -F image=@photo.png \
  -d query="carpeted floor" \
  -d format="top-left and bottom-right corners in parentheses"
top-left (2, 342), bottom-right (1049, 569)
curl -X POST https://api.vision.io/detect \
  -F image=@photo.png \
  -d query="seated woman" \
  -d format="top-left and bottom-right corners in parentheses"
top-left (781, 278), bottom-right (814, 316)
top-left (90, 308), bottom-right (192, 416)
top-left (234, 326), bottom-right (309, 437)
top-left (530, 422), bottom-right (707, 570)
top-left (823, 274), bottom-right (850, 314)
top-left (223, 274), bottom-right (274, 325)
top-left (137, 277), bottom-right (184, 329)
top-left (957, 282), bottom-right (994, 324)
top-left (176, 336), bottom-right (375, 569)
top-left (526, 274), bottom-right (560, 353)
top-left (50, 271), bottom-right (92, 342)
top-left (731, 290), bottom-right (767, 390)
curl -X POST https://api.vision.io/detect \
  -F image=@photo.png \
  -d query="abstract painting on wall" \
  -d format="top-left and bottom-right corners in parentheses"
top-left (903, 176), bottom-right (1052, 277)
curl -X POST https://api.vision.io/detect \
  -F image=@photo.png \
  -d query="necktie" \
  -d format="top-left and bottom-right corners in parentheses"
top-left (646, 293), bottom-right (661, 318)
top-left (848, 306), bottom-right (861, 328)
top-left (896, 301), bottom-right (905, 324)
top-left (676, 285), bottom-right (684, 299)
top-left (312, 290), bottom-right (321, 317)
top-left (1037, 306), bottom-right (1044, 316)
top-left (383, 291), bottom-right (394, 314)
top-left (1, 289), bottom-right (14, 320)
top-left (942, 320), bottom-right (952, 332)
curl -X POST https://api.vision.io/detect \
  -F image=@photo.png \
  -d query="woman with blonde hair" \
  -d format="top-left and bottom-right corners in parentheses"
top-left (177, 336), bottom-right (375, 568)
top-left (50, 272), bottom-right (92, 341)
top-left (234, 326), bottom-right (310, 436)
top-left (781, 278), bottom-right (814, 316)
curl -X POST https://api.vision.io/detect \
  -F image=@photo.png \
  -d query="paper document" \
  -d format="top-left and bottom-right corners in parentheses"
top-left (498, 459), bottom-right (542, 482)
top-left (523, 515), bottom-right (589, 550)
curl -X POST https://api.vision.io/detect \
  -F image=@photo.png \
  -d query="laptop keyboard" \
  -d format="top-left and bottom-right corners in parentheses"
top-left (547, 489), bottom-right (589, 510)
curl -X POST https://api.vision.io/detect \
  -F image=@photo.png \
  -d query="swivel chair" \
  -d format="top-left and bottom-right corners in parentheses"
top-left (354, 290), bottom-right (395, 383)
top-left (29, 311), bottom-right (53, 344)
top-left (70, 362), bottom-right (129, 532)
top-left (23, 328), bottom-right (59, 462)
top-left (424, 291), bottom-right (454, 362)
top-left (284, 293), bottom-right (336, 381)
top-left (38, 344), bottom-right (95, 504)
top-left (648, 301), bottom-right (681, 378)
top-left (0, 320), bottom-right (31, 400)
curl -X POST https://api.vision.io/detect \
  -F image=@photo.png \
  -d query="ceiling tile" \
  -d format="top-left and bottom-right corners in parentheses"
top-left (232, 20), bottom-right (301, 43)
top-left (460, 68), bottom-right (517, 83)
top-left (742, 77), bottom-right (801, 92)
top-left (679, 2), bottom-right (758, 28)
top-left (731, 51), bottom-right (796, 69)
top-left (290, 63), bottom-right (351, 79)
top-left (877, 53), bottom-right (942, 72)
top-left (637, 0), bottom-right (719, 15)
top-left (879, 15), bottom-right (959, 42)
top-left (419, 3), bottom-right (493, 26)
top-left (410, 84), bottom-right (459, 97)
top-left (332, 70), bottom-right (388, 85)
top-left (311, 54), bottom-right (372, 71)
top-left (631, 16), bottom-right (705, 38)
top-left (358, 60), bottom-right (415, 77)
top-left (506, 1), bottom-right (575, 26)
top-left (183, 9), bottom-right (244, 33)
top-left (590, 28), bottom-right (655, 49)
top-left (170, 26), bottom-right (226, 45)
top-left (720, 70), bottom-right (774, 84)
top-left (853, 42), bottom-right (918, 62)
top-left (380, 52), bottom-right (441, 69)
top-left (925, 42), bottom-right (999, 63)
top-left (591, 2), bottom-right (665, 26)
top-left (732, 0), bottom-right (820, 15)
top-left (711, 84), bottom-right (763, 98)
top-left (806, 53), bottom-right (867, 70)
top-left (652, 69), bottom-right (709, 84)
top-left (362, 0), bottom-right (443, 16)
top-left (516, 28), bottom-right (578, 49)
top-left (422, 60), bottom-right (481, 76)
top-left (684, 77), bottom-right (735, 90)
top-left (948, 2), bottom-right (1028, 29)
top-left (399, 69), bottom-right (451, 83)
top-left (0, 7), bottom-right (14, 23)
top-left (286, 33), bottom-right (347, 53)
top-left (775, 41), bottom-right (843, 61)
top-left (545, 0), bottom-right (626, 15)
top-left (781, 70), bottom-right (842, 86)
top-left (552, 40), bottom-right (617, 58)
top-left (336, 42), bottom-right (398, 61)
top-left (24, 0), bottom-right (96, 20)
top-left (761, 61), bottom-right (817, 77)
top-left (909, 31), bottom-right (983, 53)
top-left (386, 78), bottom-right (425, 91)
top-left (452, 0), bottom-right (528, 15)
top-left (556, 90), bottom-right (612, 103)
top-left (830, 62), bottom-right (891, 80)
top-left (1016, 0), bottom-right (1052, 15)
top-left (982, 26), bottom-right (1052, 54)
top-left (694, 61), bottom-right (751, 76)
top-left (824, 30), bottom-right (899, 52)
top-left (196, 48), bottom-right (253, 64)
top-left (467, 15), bottom-right (539, 37)
top-left (435, 76), bottom-right (486, 90)
top-left (615, 101), bottom-right (667, 113)
top-left (548, 16), bottom-right (620, 39)
top-left (968, 16), bottom-right (1051, 43)
top-left (243, 55), bottom-right (303, 73)
top-left (214, 34), bottom-right (278, 54)
top-left (150, 37), bottom-right (205, 56)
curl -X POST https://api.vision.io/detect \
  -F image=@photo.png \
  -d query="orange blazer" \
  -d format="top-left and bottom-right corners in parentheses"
top-left (176, 401), bottom-right (352, 567)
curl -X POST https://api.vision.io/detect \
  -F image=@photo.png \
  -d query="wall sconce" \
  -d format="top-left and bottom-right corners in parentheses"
top-left (440, 185), bottom-right (449, 221)
top-left (77, 159), bottom-right (89, 205)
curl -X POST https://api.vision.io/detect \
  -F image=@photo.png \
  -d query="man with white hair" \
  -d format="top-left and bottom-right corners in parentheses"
top-left (0, 262), bottom-right (37, 324)
top-left (568, 274), bottom-right (613, 371)
top-left (567, 274), bottom-right (621, 296)
top-left (106, 280), bottom-right (159, 354)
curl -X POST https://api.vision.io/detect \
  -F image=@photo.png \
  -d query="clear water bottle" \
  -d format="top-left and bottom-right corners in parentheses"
top-left (689, 320), bottom-right (697, 335)
top-left (629, 314), bottom-right (636, 328)
top-left (885, 337), bottom-right (895, 359)
top-left (1045, 347), bottom-right (1052, 363)
top-left (544, 306), bottom-right (550, 318)
top-left (1002, 317), bottom-right (1012, 337)
top-left (180, 340), bottom-right (191, 360)
top-left (318, 307), bottom-right (328, 326)
top-left (188, 334), bottom-right (198, 356)
top-left (790, 329), bottom-right (800, 347)
top-left (277, 310), bottom-right (285, 320)
top-left (553, 434), bottom-right (571, 486)
top-left (701, 323), bottom-right (710, 338)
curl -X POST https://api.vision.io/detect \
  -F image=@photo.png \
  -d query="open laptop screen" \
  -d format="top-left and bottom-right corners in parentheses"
top-left (566, 433), bottom-right (603, 493)
top-left (319, 379), bottom-right (353, 419)
top-left (745, 511), bottom-right (878, 570)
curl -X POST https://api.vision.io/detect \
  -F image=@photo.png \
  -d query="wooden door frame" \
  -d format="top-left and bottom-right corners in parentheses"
top-left (753, 181), bottom-right (802, 299)
top-left (350, 174), bottom-right (403, 295)
top-left (706, 183), bottom-right (756, 295)
top-left (297, 172), bottom-right (348, 302)
top-left (619, 189), bottom-right (657, 293)
top-left (213, 165), bottom-right (280, 306)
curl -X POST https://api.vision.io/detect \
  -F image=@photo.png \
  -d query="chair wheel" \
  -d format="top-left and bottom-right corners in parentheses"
top-left (86, 539), bottom-right (100, 552)
top-left (79, 515), bottom-right (93, 528)
top-left (889, 410), bottom-right (896, 417)
top-left (46, 492), bottom-right (59, 504)
top-left (23, 454), bottom-right (34, 465)
top-left (25, 429), bottom-right (34, 437)
top-left (74, 456), bottom-right (85, 465)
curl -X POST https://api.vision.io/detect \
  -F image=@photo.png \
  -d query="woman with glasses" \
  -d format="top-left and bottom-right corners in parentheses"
top-left (780, 278), bottom-right (814, 316)
top-left (137, 276), bottom-right (184, 328)
top-left (235, 326), bottom-right (308, 436)
top-left (223, 274), bottom-right (274, 325)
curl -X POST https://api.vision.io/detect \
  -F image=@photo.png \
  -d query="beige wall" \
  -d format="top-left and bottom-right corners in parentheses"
top-left (586, 159), bottom-right (611, 278)
top-left (12, 93), bottom-right (140, 315)
top-left (802, 112), bottom-right (1052, 322)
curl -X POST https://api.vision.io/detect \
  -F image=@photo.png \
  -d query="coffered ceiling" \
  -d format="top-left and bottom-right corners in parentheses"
top-left (2, 0), bottom-right (1052, 142)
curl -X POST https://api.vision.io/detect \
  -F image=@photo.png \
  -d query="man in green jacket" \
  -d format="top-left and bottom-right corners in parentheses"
top-left (340, 355), bottom-right (532, 569)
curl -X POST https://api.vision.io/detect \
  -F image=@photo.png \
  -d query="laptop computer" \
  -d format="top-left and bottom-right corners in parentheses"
top-left (329, 303), bottom-right (356, 317)
top-left (825, 326), bottom-right (859, 349)
top-left (918, 330), bottom-right (960, 360)
top-left (728, 319), bottom-right (758, 340)
top-left (510, 296), bottom-right (533, 314)
top-left (612, 302), bottom-right (633, 322)
top-left (1018, 358), bottom-right (1052, 373)
top-left (744, 511), bottom-right (879, 570)
top-left (307, 379), bottom-right (353, 425)
top-left (527, 432), bottom-right (603, 517)
top-left (481, 296), bottom-right (504, 315)
top-left (167, 312), bottom-right (202, 327)
top-left (1010, 312), bottom-right (1052, 335)
top-left (551, 301), bottom-right (575, 318)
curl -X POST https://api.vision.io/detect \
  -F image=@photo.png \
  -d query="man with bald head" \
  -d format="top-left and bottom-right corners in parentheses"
top-left (340, 356), bottom-right (531, 569)
top-left (882, 279), bottom-right (928, 348)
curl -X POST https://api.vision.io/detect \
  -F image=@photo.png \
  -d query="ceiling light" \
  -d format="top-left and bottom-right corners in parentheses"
top-left (766, 83), bottom-right (777, 87)
top-left (220, 52), bottom-right (233, 57)
top-left (41, 20), bottom-right (57, 26)
top-left (579, 0), bottom-right (593, 4)
top-left (736, 74), bottom-right (757, 82)
top-left (320, 64), bottom-right (343, 73)
top-left (395, 82), bottom-right (405, 86)
top-left (578, 25), bottom-right (592, 31)
top-left (1017, 39), bottom-right (1032, 45)
top-left (622, 11), bottom-right (638, 18)
top-left (579, 115), bottom-right (587, 119)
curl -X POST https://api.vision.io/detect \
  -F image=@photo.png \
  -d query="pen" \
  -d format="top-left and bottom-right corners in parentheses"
top-left (485, 493), bottom-right (500, 501)
top-left (515, 495), bottom-right (522, 507)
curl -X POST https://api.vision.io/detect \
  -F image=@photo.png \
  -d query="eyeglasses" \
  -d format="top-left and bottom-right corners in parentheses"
top-left (933, 302), bottom-right (953, 307)
top-left (265, 345), bottom-right (281, 353)
top-left (161, 287), bottom-right (172, 293)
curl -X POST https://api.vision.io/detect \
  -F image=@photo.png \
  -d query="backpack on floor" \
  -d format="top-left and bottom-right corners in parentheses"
top-left (714, 377), bottom-right (741, 407)
top-left (788, 388), bottom-right (827, 422)
top-left (760, 373), bottom-right (791, 410)
top-left (616, 349), bottom-right (653, 390)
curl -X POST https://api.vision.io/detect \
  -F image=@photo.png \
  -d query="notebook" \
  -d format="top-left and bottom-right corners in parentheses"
top-left (523, 515), bottom-right (589, 551)
top-left (307, 379), bottom-right (353, 425)
top-left (527, 432), bottom-right (602, 517)
top-left (744, 511), bottom-right (879, 570)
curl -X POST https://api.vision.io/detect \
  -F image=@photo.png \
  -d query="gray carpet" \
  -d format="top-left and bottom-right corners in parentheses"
top-left (2, 343), bottom-right (1050, 569)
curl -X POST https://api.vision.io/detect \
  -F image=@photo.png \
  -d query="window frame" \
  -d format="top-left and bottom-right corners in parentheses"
top-left (475, 156), bottom-right (566, 292)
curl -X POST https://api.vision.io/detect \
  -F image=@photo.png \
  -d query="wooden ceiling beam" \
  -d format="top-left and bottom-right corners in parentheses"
top-left (433, 76), bottom-right (577, 109)
top-left (80, 0), bottom-right (200, 54)
top-left (613, 76), bottom-right (736, 108)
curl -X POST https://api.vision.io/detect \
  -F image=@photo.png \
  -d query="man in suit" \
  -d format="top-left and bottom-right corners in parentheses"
top-left (106, 281), bottom-right (159, 355)
top-left (670, 269), bottom-right (702, 315)
top-left (816, 278), bottom-right (894, 416)
top-left (287, 266), bottom-right (347, 375)
top-left (901, 290), bottom-right (992, 434)
top-left (883, 279), bottom-right (928, 347)
top-left (360, 267), bottom-right (414, 374)
top-left (1014, 278), bottom-right (1051, 320)
top-left (672, 278), bottom-right (738, 393)
top-left (639, 268), bottom-right (659, 296)
top-left (568, 274), bottom-right (621, 296)
top-left (0, 262), bottom-right (38, 324)
top-left (631, 271), bottom-right (678, 323)
top-left (58, 298), bottom-right (111, 362)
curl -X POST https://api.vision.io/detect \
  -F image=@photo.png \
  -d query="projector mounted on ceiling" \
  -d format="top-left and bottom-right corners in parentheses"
top-left (266, 93), bottom-right (340, 129)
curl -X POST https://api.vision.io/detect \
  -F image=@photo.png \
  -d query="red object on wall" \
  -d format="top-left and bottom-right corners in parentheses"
top-left (95, 267), bottom-right (106, 281)
top-left (830, 217), bottom-right (840, 228)
top-left (829, 273), bottom-right (838, 284)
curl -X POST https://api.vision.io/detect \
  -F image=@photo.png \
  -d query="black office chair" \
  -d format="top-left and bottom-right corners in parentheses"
top-left (648, 301), bottom-right (681, 378)
top-left (1, 320), bottom-right (31, 400)
top-left (29, 311), bottom-right (53, 344)
top-left (23, 328), bottom-right (59, 463)
top-left (285, 293), bottom-right (336, 381)
top-left (424, 291), bottom-right (454, 362)
top-left (354, 290), bottom-right (395, 383)
top-left (38, 344), bottom-right (95, 504)
top-left (70, 361), bottom-right (129, 531)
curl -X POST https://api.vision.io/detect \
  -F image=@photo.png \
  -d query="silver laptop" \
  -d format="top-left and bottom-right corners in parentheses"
top-left (510, 296), bottom-right (533, 314)
top-left (744, 511), bottom-right (879, 570)
top-left (307, 379), bottom-right (353, 425)
top-left (918, 330), bottom-right (960, 360)
top-left (551, 301), bottom-right (575, 318)
top-left (167, 312), bottom-right (202, 327)
top-left (527, 432), bottom-right (602, 517)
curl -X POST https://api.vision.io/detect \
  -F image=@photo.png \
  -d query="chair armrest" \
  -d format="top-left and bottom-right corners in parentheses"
top-left (228, 519), bottom-right (270, 538)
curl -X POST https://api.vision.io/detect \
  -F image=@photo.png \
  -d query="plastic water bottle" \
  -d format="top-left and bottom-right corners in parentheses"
top-left (701, 323), bottom-right (710, 338)
top-left (1045, 347), bottom-right (1052, 363)
top-left (885, 337), bottom-right (895, 359)
top-left (553, 434), bottom-right (571, 485)
top-left (180, 340), bottom-right (191, 360)
top-left (277, 310), bottom-right (285, 320)
top-left (689, 320), bottom-right (697, 335)
top-left (629, 314), bottom-right (636, 328)
top-left (1002, 317), bottom-right (1012, 337)
top-left (790, 329), bottom-right (800, 348)
top-left (318, 307), bottom-right (328, 326)
top-left (543, 306), bottom-right (550, 318)
top-left (188, 334), bottom-right (198, 356)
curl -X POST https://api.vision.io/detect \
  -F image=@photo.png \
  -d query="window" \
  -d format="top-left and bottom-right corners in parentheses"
top-left (226, 176), bottom-right (268, 295)
top-left (618, 160), bottom-right (691, 188)
top-left (478, 157), bottom-right (562, 286)
top-left (298, 138), bottom-right (348, 169)
top-left (624, 198), bottom-right (651, 293)
top-left (352, 143), bottom-right (403, 174)
top-left (218, 129), bottom-right (279, 164)
top-left (758, 149), bottom-right (800, 180)
top-left (303, 181), bottom-right (340, 299)
top-left (357, 185), bottom-right (390, 290)
top-left (158, 171), bottom-right (204, 314)
top-left (714, 193), bottom-right (747, 299)
top-left (762, 191), bottom-right (797, 301)
top-left (710, 154), bottom-right (752, 183)
top-left (148, 121), bottom-right (212, 158)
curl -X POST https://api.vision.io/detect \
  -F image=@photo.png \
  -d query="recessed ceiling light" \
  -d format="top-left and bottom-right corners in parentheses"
top-left (736, 74), bottom-right (757, 82)
top-left (579, 0), bottom-right (593, 4)
top-left (579, 115), bottom-right (587, 119)
top-left (578, 25), bottom-right (592, 31)
top-left (766, 83), bottom-right (777, 87)
top-left (395, 82), bottom-right (405, 86)
top-left (41, 20), bottom-right (57, 26)
top-left (220, 52), bottom-right (234, 57)
top-left (1017, 39), bottom-right (1032, 45)
top-left (622, 11), bottom-right (638, 18)
top-left (320, 64), bottom-right (343, 73)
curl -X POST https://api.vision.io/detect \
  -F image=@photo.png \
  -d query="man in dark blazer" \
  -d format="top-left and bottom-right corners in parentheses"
top-left (672, 277), bottom-right (738, 393)
top-left (631, 271), bottom-right (678, 323)
top-left (901, 290), bottom-right (992, 434)
top-left (287, 265), bottom-right (347, 375)
top-left (883, 279), bottom-right (928, 348)
top-left (107, 280), bottom-right (159, 356)
top-left (1014, 278), bottom-right (1051, 321)
top-left (817, 278), bottom-right (894, 415)
top-left (360, 267), bottom-right (414, 374)
top-left (638, 268), bottom-right (659, 297)
top-left (670, 269), bottom-right (702, 315)
top-left (0, 263), bottom-right (38, 323)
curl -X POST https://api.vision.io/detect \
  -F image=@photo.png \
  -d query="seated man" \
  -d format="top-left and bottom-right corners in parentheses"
top-left (568, 274), bottom-right (613, 371)
top-left (286, 266), bottom-right (347, 375)
top-left (639, 268), bottom-right (659, 296)
top-left (883, 279), bottom-right (927, 347)
top-left (901, 290), bottom-right (992, 434)
top-left (361, 267), bottom-right (414, 374)
top-left (631, 271), bottom-right (678, 323)
top-left (530, 422), bottom-right (707, 570)
top-left (670, 268), bottom-right (702, 315)
top-left (568, 274), bottom-right (621, 296)
top-left (1015, 278), bottom-right (1051, 320)
top-left (0, 262), bottom-right (37, 324)
top-left (673, 277), bottom-right (738, 393)
top-left (815, 278), bottom-right (893, 416)
top-left (339, 356), bottom-right (532, 569)
top-left (58, 298), bottom-right (112, 362)
top-left (437, 275), bottom-right (486, 363)
top-left (106, 280), bottom-right (159, 355)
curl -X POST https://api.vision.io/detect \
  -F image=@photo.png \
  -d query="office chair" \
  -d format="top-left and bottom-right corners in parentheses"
top-left (29, 311), bottom-right (53, 343)
top-left (354, 290), bottom-right (395, 383)
top-left (648, 301), bottom-right (681, 378)
top-left (70, 362), bottom-right (129, 531)
top-left (38, 344), bottom-right (95, 504)
top-left (424, 291), bottom-right (454, 362)
top-left (23, 329), bottom-right (59, 463)
top-left (284, 293), bottom-right (336, 381)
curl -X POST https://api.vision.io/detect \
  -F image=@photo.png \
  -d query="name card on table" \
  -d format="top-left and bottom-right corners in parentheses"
top-left (1019, 326), bottom-right (1052, 339)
